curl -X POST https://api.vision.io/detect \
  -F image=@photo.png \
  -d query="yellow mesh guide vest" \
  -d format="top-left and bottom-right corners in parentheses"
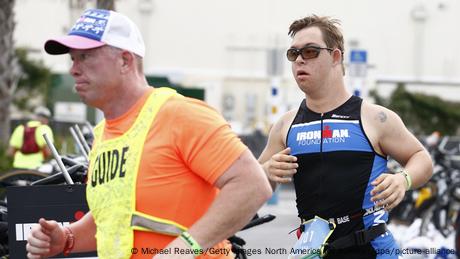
top-left (87, 88), bottom-right (177, 259)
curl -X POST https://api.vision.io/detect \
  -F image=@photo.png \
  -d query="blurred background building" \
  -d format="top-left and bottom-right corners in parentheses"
top-left (13, 0), bottom-right (460, 133)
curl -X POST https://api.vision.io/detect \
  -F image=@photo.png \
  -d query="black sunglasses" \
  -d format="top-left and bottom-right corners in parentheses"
top-left (286, 46), bottom-right (334, 62)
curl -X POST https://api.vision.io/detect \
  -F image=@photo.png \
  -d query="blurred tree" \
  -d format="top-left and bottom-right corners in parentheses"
top-left (14, 48), bottom-right (52, 110)
top-left (370, 84), bottom-right (460, 135)
top-left (0, 0), bottom-right (21, 148)
top-left (97, 0), bottom-right (116, 10)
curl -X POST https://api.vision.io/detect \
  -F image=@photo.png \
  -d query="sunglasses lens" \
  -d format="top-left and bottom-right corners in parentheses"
top-left (301, 47), bottom-right (320, 59)
top-left (287, 49), bottom-right (299, 61)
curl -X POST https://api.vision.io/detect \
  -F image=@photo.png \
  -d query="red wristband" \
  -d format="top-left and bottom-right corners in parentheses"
top-left (63, 226), bottom-right (75, 256)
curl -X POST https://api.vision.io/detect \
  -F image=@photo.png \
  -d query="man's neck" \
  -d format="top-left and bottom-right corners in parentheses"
top-left (305, 78), bottom-right (351, 114)
top-left (102, 82), bottom-right (150, 120)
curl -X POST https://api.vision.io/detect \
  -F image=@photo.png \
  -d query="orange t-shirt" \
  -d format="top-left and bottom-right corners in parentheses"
top-left (101, 88), bottom-right (246, 258)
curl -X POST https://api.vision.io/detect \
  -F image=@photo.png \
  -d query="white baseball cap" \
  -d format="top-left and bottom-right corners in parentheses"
top-left (34, 106), bottom-right (51, 118)
top-left (44, 9), bottom-right (145, 58)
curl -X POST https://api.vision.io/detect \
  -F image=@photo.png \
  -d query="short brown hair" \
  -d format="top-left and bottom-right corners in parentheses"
top-left (289, 15), bottom-right (345, 74)
top-left (106, 45), bottom-right (144, 74)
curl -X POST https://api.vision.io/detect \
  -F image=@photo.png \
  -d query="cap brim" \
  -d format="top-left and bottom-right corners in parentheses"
top-left (44, 35), bottom-right (106, 55)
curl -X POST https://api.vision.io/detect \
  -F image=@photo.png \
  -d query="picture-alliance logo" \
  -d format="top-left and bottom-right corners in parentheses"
top-left (296, 126), bottom-right (350, 146)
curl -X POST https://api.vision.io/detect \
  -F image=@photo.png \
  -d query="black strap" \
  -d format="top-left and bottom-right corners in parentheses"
top-left (300, 205), bottom-right (384, 226)
top-left (327, 224), bottom-right (387, 250)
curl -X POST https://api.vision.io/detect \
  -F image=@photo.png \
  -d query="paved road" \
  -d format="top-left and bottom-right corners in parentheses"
top-left (237, 187), bottom-right (299, 259)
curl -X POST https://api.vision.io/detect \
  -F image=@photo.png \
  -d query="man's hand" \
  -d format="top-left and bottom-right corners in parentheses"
top-left (370, 173), bottom-right (407, 211)
top-left (6, 147), bottom-right (15, 157)
top-left (153, 237), bottom-right (194, 259)
top-left (263, 147), bottom-right (298, 184)
top-left (26, 218), bottom-right (66, 259)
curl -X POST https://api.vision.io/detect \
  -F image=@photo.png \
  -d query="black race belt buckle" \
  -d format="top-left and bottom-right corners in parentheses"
top-left (353, 228), bottom-right (369, 246)
top-left (354, 224), bottom-right (387, 246)
top-left (327, 224), bottom-right (388, 251)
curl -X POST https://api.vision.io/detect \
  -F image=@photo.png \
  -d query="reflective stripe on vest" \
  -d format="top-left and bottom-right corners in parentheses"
top-left (131, 211), bottom-right (187, 236)
top-left (87, 88), bottom-right (182, 259)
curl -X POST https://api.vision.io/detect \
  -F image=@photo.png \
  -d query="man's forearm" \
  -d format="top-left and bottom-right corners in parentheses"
top-left (404, 149), bottom-right (433, 189)
top-left (69, 212), bottom-right (98, 253)
top-left (187, 167), bottom-right (271, 249)
top-left (261, 161), bottom-right (278, 191)
top-left (43, 147), bottom-right (52, 158)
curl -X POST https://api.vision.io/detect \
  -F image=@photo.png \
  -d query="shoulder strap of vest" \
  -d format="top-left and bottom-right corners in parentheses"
top-left (92, 120), bottom-right (106, 142)
top-left (91, 87), bottom-right (179, 144)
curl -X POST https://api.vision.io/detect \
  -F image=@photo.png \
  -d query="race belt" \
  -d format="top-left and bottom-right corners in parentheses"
top-left (325, 223), bottom-right (387, 251)
top-left (301, 205), bottom-right (385, 226)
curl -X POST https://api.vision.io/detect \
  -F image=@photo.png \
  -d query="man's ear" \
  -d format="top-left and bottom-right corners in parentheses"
top-left (120, 51), bottom-right (135, 73)
top-left (332, 49), bottom-right (342, 66)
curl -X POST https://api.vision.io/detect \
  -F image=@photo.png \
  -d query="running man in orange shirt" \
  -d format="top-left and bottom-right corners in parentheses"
top-left (26, 8), bottom-right (272, 259)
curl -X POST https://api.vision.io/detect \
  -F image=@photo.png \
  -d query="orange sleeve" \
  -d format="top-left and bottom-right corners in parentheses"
top-left (171, 97), bottom-right (247, 184)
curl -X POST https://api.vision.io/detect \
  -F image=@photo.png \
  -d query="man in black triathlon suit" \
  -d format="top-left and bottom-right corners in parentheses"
top-left (258, 15), bottom-right (433, 259)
